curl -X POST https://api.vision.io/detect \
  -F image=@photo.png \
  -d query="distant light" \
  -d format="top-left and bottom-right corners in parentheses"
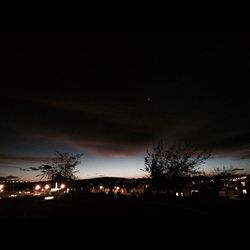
top-left (241, 182), bottom-right (246, 187)
top-left (35, 185), bottom-right (41, 191)
top-left (9, 194), bottom-right (17, 198)
top-left (45, 184), bottom-right (50, 190)
top-left (232, 176), bottom-right (247, 181)
top-left (0, 184), bottom-right (4, 190)
top-left (243, 189), bottom-right (247, 194)
top-left (191, 190), bottom-right (199, 193)
top-left (44, 196), bottom-right (54, 200)
top-left (176, 192), bottom-right (179, 197)
top-left (99, 185), bottom-right (104, 190)
top-left (116, 186), bottom-right (120, 190)
top-left (60, 184), bottom-right (66, 189)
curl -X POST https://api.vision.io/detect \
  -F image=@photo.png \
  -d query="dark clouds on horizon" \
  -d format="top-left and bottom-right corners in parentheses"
top-left (0, 153), bottom-right (51, 165)
top-left (1, 25), bottom-right (250, 166)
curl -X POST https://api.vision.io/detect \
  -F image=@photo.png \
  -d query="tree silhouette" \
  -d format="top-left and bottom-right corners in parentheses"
top-left (212, 166), bottom-right (244, 179)
top-left (31, 152), bottom-right (83, 182)
top-left (144, 140), bottom-right (210, 192)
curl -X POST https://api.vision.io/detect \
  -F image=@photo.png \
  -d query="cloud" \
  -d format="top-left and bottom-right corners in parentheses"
top-left (2, 93), bottom-right (250, 160)
top-left (1, 29), bottom-right (250, 163)
top-left (0, 154), bottom-right (51, 165)
top-left (67, 140), bottom-right (146, 156)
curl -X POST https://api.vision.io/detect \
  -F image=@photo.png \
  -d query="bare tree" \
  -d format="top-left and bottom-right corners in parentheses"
top-left (144, 140), bottom-right (210, 191)
top-left (31, 152), bottom-right (83, 182)
top-left (212, 166), bottom-right (244, 179)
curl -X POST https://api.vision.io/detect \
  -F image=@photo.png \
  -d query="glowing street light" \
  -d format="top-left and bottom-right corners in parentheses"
top-left (35, 185), bottom-right (41, 191)
top-left (45, 184), bottom-right (50, 190)
top-left (60, 184), bottom-right (66, 189)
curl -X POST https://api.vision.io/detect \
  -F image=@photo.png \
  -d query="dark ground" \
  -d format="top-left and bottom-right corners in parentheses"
top-left (0, 194), bottom-right (250, 223)
top-left (0, 196), bottom-right (250, 223)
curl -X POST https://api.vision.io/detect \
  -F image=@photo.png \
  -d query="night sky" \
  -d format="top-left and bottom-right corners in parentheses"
top-left (1, 24), bottom-right (250, 180)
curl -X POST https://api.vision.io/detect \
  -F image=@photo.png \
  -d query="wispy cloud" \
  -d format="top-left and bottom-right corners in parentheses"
top-left (0, 154), bottom-right (51, 165)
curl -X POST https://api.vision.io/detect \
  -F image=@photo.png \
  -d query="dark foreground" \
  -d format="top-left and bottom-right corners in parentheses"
top-left (1, 195), bottom-right (250, 223)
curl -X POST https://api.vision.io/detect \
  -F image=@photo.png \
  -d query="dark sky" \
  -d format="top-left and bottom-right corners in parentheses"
top-left (1, 24), bottom-right (250, 180)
